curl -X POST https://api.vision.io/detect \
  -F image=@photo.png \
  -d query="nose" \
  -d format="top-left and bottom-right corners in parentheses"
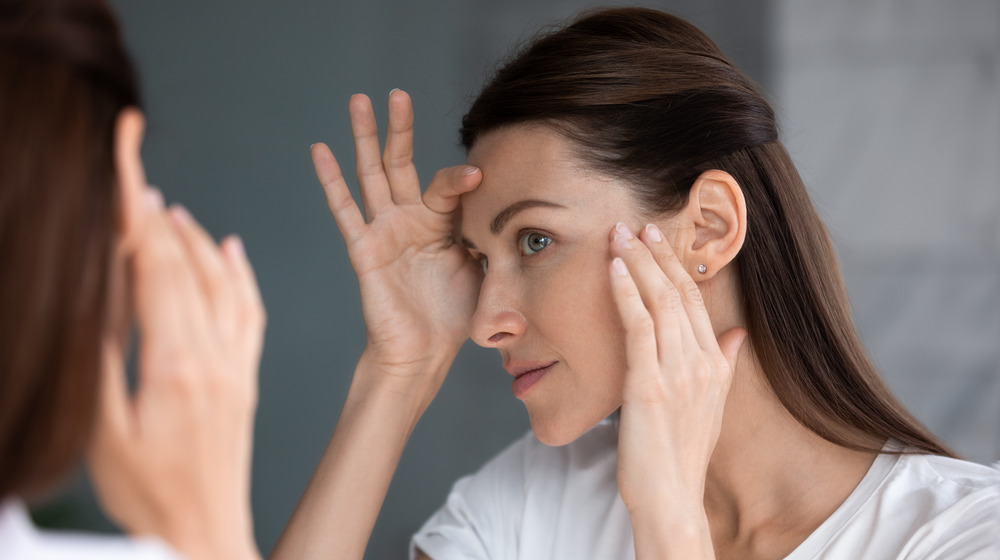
top-left (470, 272), bottom-right (527, 348)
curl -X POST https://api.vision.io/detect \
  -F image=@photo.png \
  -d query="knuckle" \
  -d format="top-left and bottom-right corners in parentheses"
top-left (330, 189), bottom-right (355, 212)
top-left (383, 151), bottom-right (412, 169)
top-left (628, 314), bottom-right (656, 338)
top-left (714, 357), bottom-right (735, 384)
top-left (320, 168), bottom-right (345, 187)
top-left (679, 279), bottom-right (703, 304)
top-left (201, 263), bottom-right (227, 291)
top-left (139, 237), bottom-right (178, 269)
top-left (155, 238), bottom-right (186, 267)
top-left (149, 347), bottom-right (202, 394)
top-left (630, 373), bottom-right (670, 403)
top-left (654, 287), bottom-right (683, 312)
top-left (167, 365), bottom-right (202, 399)
top-left (656, 245), bottom-right (679, 263)
top-left (357, 161), bottom-right (384, 177)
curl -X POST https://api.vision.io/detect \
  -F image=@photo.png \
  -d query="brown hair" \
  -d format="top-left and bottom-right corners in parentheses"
top-left (0, 0), bottom-right (141, 499)
top-left (461, 7), bottom-right (954, 457)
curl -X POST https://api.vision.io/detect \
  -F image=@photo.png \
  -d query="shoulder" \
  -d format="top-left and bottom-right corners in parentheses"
top-left (0, 499), bottom-right (180, 560)
top-left (871, 453), bottom-right (999, 558)
top-left (887, 452), bottom-right (1000, 506)
top-left (793, 452), bottom-right (999, 559)
top-left (895, 453), bottom-right (1000, 522)
top-left (901, 453), bottom-right (1000, 484)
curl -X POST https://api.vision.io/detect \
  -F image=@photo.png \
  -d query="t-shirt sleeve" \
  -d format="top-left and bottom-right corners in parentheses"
top-left (410, 432), bottom-right (534, 560)
top-left (904, 484), bottom-right (1000, 560)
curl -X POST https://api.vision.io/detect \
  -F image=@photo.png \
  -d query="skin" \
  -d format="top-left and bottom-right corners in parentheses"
top-left (460, 124), bottom-right (637, 445)
top-left (276, 91), bottom-right (878, 560)
top-left (85, 108), bottom-right (265, 560)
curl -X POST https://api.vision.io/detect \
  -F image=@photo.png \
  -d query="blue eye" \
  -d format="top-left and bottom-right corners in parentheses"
top-left (520, 232), bottom-right (552, 255)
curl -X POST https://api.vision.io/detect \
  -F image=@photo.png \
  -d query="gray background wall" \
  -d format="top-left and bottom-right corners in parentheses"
top-left (774, 0), bottom-right (1000, 465)
top-left (36, 1), bottom-right (998, 558)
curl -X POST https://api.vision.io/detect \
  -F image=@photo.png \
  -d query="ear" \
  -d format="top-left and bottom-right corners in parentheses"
top-left (113, 107), bottom-right (148, 254)
top-left (675, 169), bottom-right (747, 280)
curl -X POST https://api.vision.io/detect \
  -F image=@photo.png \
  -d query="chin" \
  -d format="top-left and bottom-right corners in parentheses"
top-left (526, 407), bottom-right (608, 447)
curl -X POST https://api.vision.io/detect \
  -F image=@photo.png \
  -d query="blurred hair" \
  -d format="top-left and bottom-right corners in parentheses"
top-left (461, 7), bottom-right (954, 457)
top-left (0, 0), bottom-right (140, 499)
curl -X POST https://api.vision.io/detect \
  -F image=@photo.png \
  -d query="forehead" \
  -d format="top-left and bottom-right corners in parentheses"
top-left (461, 125), bottom-right (632, 228)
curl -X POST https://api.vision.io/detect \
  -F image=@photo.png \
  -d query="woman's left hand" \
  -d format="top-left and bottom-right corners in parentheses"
top-left (88, 191), bottom-right (265, 560)
top-left (608, 222), bottom-right (745, 558)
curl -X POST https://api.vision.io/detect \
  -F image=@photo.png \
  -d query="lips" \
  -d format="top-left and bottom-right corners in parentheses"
top-left (507, 361), bottom-right (556, 398)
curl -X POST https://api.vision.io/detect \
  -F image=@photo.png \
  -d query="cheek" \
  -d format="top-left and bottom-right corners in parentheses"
top-left (534, 248), bottom-right (628, 383)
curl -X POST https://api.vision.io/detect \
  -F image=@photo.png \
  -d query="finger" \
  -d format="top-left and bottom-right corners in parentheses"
top-left (423, 165), bottom-right (482, 215)
top-left (639, 223), bottom-right (718, 353)
top-left (383, 89), bottom-right (421, 204)
top-left (609, 223), bottom-right (693, 359)
top-left (312, 142), bottom-right (367, 245)
top-left (167, 205), bottom-right (238, 337)
top-left (349, 93), bottom-right (392, 219)
top-left (133, 203), bottom-right (210, 359)
top-left (609, 256), bottom-right (660, 377)
top-left (221, 235), bottom-right (267, 360)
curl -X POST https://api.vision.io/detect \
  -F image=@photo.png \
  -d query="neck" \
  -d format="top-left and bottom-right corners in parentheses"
top-left (702, 351), bottom-right (877, 556)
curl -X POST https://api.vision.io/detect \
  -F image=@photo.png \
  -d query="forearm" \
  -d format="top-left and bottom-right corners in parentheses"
top-left (270, 354), bottom-right (452, 560)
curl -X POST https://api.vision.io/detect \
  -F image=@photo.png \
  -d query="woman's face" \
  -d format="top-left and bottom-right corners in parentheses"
top-left (461, 125), bottom-right (648, 446)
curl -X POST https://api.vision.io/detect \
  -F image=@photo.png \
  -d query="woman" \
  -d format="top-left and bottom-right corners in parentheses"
top-left (0, 1), bottom-right (265, 558)
top-left (276, 6), bottom-right (999, 560)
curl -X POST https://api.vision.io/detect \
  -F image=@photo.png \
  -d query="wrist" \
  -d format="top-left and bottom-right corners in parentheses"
top-left (164, 520), bottom-right (259, 560)
top-left (156, 494), bottom-right (259, 560)
top-left (352, 348), bottom-right (458, 412)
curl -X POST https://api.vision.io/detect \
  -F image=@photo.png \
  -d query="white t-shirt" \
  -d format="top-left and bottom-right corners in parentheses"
top-left (411, 420), bottom-right (1000, 559)
top-left (0, 498), bottom-right (180, 560)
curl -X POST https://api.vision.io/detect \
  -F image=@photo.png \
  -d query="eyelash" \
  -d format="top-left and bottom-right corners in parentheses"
top-left (476, 230), bottom-right (554, 272)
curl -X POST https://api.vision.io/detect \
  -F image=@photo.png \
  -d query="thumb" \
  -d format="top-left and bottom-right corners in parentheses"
top-left (717, 327), bottom-right (747, 373)
top-left (422, 165), bottom-right (482, 215)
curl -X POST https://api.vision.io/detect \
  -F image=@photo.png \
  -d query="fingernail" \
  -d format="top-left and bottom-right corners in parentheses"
top-left (615, 222), bottom-right (634, 240)
top-left (614, 234), bottom-right (633, 250)
top-left (645, 223), bottom-right (663, 242)
top-left (225, 236), bottom-right (245, 259)
top-left (310, 143), bottom-right (317, 149)
top-left (463, 166), bottom-right (481, 176)
top-left (389, 88), bottom-right (401, 95)
top-left (612, 257), bottom-right (628, 276)
top-left (169, 205), bottom-right (191, 225)
top-left (144, 188), bottom-right (164, 210)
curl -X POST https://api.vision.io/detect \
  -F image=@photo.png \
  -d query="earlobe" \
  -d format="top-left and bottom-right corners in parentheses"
top-left (684, 170), bottom-right (747, 279)
top-left (113, 107), bottom-right (147, 253)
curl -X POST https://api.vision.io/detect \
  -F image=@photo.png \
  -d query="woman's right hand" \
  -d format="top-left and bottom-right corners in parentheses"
top-left (271, 90), bottom-right (480, 559)
top-left (312, 90), bottom-right (482, 397)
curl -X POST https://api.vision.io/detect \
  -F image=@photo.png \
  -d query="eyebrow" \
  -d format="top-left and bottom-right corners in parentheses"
top-left (491, 199), bottom-right (566, 234)
top-left (461, 199), bottom-right (567, 250)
